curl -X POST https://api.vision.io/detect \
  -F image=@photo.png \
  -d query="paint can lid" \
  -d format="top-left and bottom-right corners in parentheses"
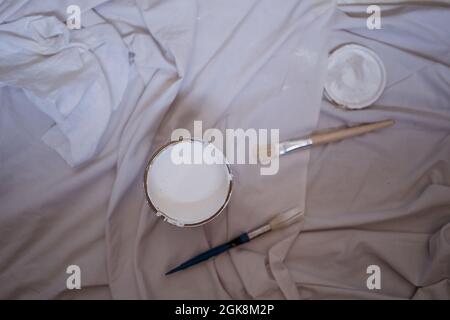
top-left (324, 44), bottom-right (386, 110)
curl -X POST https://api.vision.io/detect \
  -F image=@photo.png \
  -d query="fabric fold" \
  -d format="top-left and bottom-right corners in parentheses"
top-left (0, 14), bottom-right (130, 166)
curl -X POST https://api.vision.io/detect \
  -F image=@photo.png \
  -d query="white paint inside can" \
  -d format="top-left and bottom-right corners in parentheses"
top-left (145, 140), bottom-right (231, 226)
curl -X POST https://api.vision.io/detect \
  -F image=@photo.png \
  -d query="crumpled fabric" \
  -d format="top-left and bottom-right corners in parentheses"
top-left (108, 0), bottom-right (335, 299)
top-left (0, 13), bottom-right (129, 166)
top-left (291, 2), bottom-right (450, 299)
top-left (1, 0), bottom-right (449, 300)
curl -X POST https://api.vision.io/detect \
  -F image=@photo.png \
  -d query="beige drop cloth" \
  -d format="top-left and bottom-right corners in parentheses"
top-left (0, 0), bottom-right (449, 299)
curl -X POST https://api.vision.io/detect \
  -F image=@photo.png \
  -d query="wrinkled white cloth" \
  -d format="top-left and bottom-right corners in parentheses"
top-left (338, 0), bottom-right (450, 4)
top-left (0, 14), bottom-right (129, 166)
top-left (1, 0), bottom-right (449, 300)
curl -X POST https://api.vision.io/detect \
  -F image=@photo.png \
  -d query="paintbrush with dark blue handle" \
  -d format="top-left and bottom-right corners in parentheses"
top-left (165, 208), bottom-right (303, 275)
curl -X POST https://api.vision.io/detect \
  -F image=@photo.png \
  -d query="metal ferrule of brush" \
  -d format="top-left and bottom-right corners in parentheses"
top-left (247, 224), bottom-right (272, 240)
top-left (278, 137), bottom-right (313, 156)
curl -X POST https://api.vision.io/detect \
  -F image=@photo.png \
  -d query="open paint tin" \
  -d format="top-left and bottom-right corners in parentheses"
top-left (325, 44), bottom-right (387, 110)
top-left (144, 139), bottom-right (233, 227)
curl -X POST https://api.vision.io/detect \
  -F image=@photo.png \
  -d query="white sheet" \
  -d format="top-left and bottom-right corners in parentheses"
top-left (0, 14), bottom-right (129, 166)
top-left (0, 0), bottom-right (449, 299)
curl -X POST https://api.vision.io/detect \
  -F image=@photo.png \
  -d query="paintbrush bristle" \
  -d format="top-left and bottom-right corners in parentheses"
top-left (255, 144), bottom-right (279, 164)
top-left (268, 208), bottom-right (303, 230)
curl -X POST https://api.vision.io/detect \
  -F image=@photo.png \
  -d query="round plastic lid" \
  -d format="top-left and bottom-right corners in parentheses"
top-left (325, 44), bottom-right (386, 110)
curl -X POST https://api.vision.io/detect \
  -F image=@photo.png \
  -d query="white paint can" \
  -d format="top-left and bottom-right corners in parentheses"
top-left (144, 139), bottom-right (233, 227)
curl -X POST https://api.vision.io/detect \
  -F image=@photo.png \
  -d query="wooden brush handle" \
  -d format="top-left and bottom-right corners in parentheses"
top-left (311, 119), bottom-right (395, 146)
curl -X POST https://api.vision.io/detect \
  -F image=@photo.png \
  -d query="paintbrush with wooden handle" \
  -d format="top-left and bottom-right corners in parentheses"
top-left (165, 208), bottom-right (303, 275)
top-left (258, 119), bottom-right (395, 161)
